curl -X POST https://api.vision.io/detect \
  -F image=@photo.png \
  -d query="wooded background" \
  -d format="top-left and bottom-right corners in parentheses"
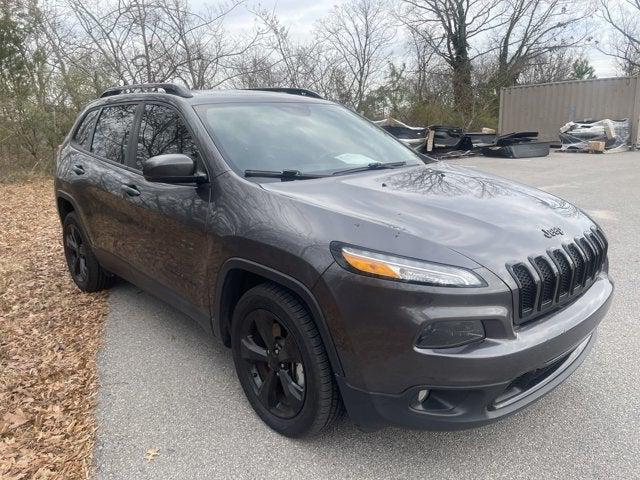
top-left (1, 0), bottom-right (638, 178)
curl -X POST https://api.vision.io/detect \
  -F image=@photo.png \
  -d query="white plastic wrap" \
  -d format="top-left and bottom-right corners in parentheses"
top-left (559, 118), bottom-right (630, 153)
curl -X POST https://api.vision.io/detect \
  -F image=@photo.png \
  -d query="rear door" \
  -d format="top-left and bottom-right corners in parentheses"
top-left (63, 103), bottom-right (139, 257)
top-left (82, 103), bottom-right (141, 257)
top-left (61, 107), bottom-right (101, 240)
top-left (117, 102), bottom-right (212, 318)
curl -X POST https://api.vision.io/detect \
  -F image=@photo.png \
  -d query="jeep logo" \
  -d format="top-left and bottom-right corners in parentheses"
top-left (542, 227), bottom-right (564, 238)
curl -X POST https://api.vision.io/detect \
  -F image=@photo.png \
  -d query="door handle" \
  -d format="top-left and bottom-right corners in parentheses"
top-left (72, 164), bottom-right (85, 175)
top-left (120, 184), bottom-right (141, 197)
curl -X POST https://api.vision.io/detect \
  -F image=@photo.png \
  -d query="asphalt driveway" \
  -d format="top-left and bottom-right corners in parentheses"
top-left (94, 151), bottom-right (640, 479)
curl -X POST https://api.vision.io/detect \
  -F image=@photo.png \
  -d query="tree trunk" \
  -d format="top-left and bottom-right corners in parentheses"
top-left (452, 58), bottom-right (473, 119)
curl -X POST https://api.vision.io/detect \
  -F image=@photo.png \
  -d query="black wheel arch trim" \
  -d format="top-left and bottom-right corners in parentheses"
top-left (213, 257), bottom-right (345, 377)
top-left (56, 190), bottom-right (96, 248)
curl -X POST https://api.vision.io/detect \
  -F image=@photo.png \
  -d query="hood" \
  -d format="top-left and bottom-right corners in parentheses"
top-left (261, 163), bottom-right (597, 280)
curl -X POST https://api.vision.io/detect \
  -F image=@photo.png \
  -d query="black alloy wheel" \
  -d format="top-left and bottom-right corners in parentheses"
top-left (239, 309), bottom-right (306, 418)
top-left (231, 283), bottom-right (341, 437)
top-left (62, 212), bottom-right (113, 292)
top-left (64, 223), bottom-right (89, 284)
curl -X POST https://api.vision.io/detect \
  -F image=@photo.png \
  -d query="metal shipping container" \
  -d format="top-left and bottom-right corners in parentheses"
top-left (499, 76), bottom-right (640, 146)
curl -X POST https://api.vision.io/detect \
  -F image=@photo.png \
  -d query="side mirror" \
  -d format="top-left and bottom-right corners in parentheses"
top-left (143, 154), bottom-right (207, 184)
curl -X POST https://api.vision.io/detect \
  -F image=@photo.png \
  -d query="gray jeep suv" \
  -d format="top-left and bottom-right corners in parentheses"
top-left (54, 84), bottom-right (613, 437)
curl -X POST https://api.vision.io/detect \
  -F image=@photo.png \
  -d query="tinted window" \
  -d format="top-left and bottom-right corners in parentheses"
top-left (135, 104), bottom-right (201, 171)
top-left (91, 104), bottom-right (137, 164)
top-left (73, 109), bottom-right (99, 149)
top-left (195, 103), bottom-right (422, 175)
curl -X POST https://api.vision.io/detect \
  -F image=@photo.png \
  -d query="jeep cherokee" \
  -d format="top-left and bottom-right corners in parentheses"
top-left (54, 84), bottom-right (613, 437)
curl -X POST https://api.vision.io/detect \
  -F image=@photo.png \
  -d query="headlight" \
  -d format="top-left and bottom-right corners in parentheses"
top-left (331, 243), bottom-right (486, 287)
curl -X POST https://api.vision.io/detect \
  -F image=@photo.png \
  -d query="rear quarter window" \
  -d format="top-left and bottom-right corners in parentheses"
top-left (72, 109), bottom-right (99, 149)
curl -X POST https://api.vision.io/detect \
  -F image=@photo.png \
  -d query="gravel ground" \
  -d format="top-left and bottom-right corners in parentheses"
top-left (94, 151), bottom-right (640, 480)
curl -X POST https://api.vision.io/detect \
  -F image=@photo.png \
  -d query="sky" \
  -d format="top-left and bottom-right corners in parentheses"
top-left (193, 0), bottom-right (618, 78)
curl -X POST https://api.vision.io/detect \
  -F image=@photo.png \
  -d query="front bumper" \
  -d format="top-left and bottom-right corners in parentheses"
top-left (337, 331), bottom-right (596, 431)
top-left (314, 264), bottom-right (613, 430)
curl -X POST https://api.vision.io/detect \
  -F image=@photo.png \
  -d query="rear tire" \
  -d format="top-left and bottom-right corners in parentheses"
top-left (62, 212), bottom-right (113, 292)
top-left (231, 282), bottom-right (341, 437)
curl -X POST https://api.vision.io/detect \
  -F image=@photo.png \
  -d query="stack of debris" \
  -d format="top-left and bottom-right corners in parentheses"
top-left (559, 118), bottom-right (630, 153)
top-left (480, 132), bottom-right (550, 159)
top-left (373, 117), bottom-right (427, 148)
top-left (423, 126), bottom-right (549, 159)
top-left (374, 117), bottom-right (551, 159)
top-left (424, 125), bottom-right (496, 158)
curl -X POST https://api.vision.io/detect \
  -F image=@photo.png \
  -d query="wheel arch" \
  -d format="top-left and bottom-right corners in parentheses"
top-left (56, 191), bottom-right (78, 222)
top-left (56, 191), bottom-right (99, 250)
top-left (213, 258), bottom-right (344, 376)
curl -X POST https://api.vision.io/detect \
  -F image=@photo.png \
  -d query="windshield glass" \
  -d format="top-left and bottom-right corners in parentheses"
top-left (195, 102), bottom-right (424, 176)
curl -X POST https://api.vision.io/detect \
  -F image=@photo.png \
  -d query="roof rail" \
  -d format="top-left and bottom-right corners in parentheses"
top-left (100, 83), bottom-right (193, 99)
top-left (246, 88), bottom-right (323, 99)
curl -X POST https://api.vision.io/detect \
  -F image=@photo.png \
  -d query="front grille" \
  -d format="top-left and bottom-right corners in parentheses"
top-left (552, 250), bottom-right (572, 298)
top-left (509, 229), bottom-right (607, 323)
top-left (512, 264), bottom-right (536, 315)
top-left (533, 257), bottom-right (555, 306)
top-left (566, 244), bottom-right (585, 288)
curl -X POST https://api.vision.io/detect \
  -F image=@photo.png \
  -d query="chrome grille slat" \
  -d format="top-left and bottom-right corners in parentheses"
top-left (509, 232), bottom-right (607, 324)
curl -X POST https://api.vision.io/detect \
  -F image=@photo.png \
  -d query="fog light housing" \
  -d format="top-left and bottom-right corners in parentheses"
top-left (416, 320), bottom-right (485, 349)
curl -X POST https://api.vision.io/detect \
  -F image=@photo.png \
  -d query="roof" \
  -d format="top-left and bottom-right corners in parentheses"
top-left (189, 89), bottom-right (329, 105)
top-left (92, 84), bottom-right (329, 109)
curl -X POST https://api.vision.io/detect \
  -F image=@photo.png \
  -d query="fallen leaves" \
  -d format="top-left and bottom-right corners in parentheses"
top-left (2, 410), bottom-right (30, 431)
top-left (0, 179), bottom-right (109, 479)
top-left (144, 448), bottom-right (160, 463)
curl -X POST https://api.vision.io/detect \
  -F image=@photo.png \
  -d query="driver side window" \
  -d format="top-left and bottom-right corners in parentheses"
top-left (134, 104), bottom-right (202, 171)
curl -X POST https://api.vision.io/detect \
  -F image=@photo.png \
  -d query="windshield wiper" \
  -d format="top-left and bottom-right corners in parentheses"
top-left (331, 161), bottom-right (407, 176)
top-left (244, 169), bottom-right (328, 181)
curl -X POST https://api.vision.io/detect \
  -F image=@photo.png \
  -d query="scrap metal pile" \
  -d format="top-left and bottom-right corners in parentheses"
top-left (374, 117), bottom-right (550, 159)
top-left (423, 125), bottom-right (550, 159)
top-left (372, 118), bottom-right (427, 149)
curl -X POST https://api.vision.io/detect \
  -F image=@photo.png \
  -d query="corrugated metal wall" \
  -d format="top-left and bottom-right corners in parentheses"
top-left (499, 76), bottom-right (640, 145)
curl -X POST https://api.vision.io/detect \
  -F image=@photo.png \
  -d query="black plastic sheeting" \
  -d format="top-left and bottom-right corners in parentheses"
top-left (377, 120), bottom-right (551, 159)
top-left (423, 126), bottom-right (549, 159)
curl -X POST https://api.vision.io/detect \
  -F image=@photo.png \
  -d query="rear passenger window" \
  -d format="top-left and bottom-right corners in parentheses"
top-left (73, 109), bottom-right (99, 149)
top-left (135, 104), bottom-right (202, 171)
top-left (91, 104), bottom-right (137, 164)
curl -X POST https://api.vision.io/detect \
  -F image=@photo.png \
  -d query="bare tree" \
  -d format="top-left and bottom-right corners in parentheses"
top-left (316, 0), bottom-right (396, 111)
top-left (491, 0), bottom-right (589, 88)
top-left (159, 0), bottom-right (267, 89)
top-left (398, 0), bottom-right (508, 118)
top-left (63, 0), bottom-right (264, 88)
top-left (517, 49), bottom-right (579, 84)
top-left (598, 0), bottom-right (640, 74)
top-left (405, 28), bottom-right (440, 102)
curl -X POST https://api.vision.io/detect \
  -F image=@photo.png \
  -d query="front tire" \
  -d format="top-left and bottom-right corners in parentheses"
top-left (231, 283), bottom-right (341, 437)
top-left (62, 212), bottom-right (112, 292)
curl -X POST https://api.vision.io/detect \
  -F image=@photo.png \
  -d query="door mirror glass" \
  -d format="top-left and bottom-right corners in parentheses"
top-left (143, 154), bottom-right (206, 184)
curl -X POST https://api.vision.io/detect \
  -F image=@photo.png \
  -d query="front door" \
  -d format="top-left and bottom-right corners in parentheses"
top-left (118, 102), bottom-right (212, 318)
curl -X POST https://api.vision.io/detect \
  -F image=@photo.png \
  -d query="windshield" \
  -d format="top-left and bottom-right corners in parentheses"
top-left (195, 102), bottom-right (424, 176)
